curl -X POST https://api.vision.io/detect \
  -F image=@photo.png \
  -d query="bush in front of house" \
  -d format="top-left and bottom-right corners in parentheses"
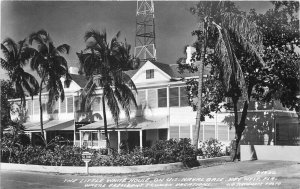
top-left (199, 138), bottom-right (225, 158)
top-left (89, 138), bottom-right (198, 167)
top-left (1, 135), bottom-right (84, 166)
top-left (145, 138), bottom-right (197, 166)
top-left (2, 137), bottom-right (225, 167)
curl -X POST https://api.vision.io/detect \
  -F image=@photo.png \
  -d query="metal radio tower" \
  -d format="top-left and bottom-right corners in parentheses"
top-left (134, 0), bottom-right (156, 62)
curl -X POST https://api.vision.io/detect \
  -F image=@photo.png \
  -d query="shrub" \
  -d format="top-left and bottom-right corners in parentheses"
top-left (199, 138), bottom-right (225, 158)
top-left (1, 137), bottom-right (198, 167)
top-left (146, 138), bottom-right (197, 166)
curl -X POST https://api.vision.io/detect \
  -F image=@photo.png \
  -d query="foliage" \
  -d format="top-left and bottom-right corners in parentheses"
top-left (1, 38), bottom-right (39, 108)
top-left (77, 29), bottom-right (139, 147)
top-left (199, 138), bottom-right (225, 158)
top-left (29, 29), bottom-right (72, 143)
top-left (29, 29), bottom-right (72, 109)
top-left (247, 7), bottom-right (300, 112)
top-left (1, 138), bottom-right (199, 167)
top-left (90, 147), bottom-right (153, 166)
top-left (90, 139), bottom-right (197, 167)
top-left (178, 1), bottom-right (299, 160)
top-left (1, 136), bottom-right (84, 166)
top-left (0, 80), bottom-right (19, 129)
top-left (1, 121), bottom-right (30, 162)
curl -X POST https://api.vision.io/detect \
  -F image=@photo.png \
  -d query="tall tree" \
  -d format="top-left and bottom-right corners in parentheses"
top-left (1, 38), bottom-right (39, 123)
top-left (29, 30), bottom-right (72, 144)
top-left (180, 2), bottom-right (264, 158)
top-left (179, 1), bottom-right (299, 160)
top-left (77, 29), bottom-right (139, 148)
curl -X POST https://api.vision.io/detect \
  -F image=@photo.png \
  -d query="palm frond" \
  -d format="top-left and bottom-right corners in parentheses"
top-left (80, 78), bottom-right (97, 111)
top-left (56, 44), bottom-right (70, 54)
top-left (0, 58), bottom-right (11, 71)
top-left (1, 43), bottom-right (10, 61)
top-left (104, 85), bottom-right (120, 125)
top-left (122, 72), bottom-right (137, 93)
top-left (214, 26), bottom-right (248, 100)
top-left (222, 12), bottom-right (265, 65)
top-left (28, 32), bottom-right (45, 46)
top-left (22, 71), bottom-right (39, 96)
top-left (21, 47), bottom-right (37, 61)
top-left (2, 38), bottom-right (18, 58)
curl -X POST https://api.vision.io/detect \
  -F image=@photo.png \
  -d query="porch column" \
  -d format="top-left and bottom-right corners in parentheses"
top-left (44, 131), bottom-right (47, 143)
top-left (79, 131), bottom-right (82, 148)
top-left (117, 131), bottom-right (121, 153)
top-left (167, 84), bottom-right (170, 140)
top-left (97, 130), bottom-right (100, 148)
top-left (139, 130), bottom-right (143, 150)
top-left (27, 132), bottom-right (33, 145)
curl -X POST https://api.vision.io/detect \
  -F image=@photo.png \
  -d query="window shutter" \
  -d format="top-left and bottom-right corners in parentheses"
top-left (33, 100), bottom-right (39, 115)
top-left (92, 97), bottom-right (101, 112)
top-left (180, 125), bottom-right (190, 138)
top-left (27, 100), bottom-right (32, 116)
top-left (137, 90), bottom-right (146, 110)
top-left (170, 126), bottom-right (179, 139)
top-left (60, 99), bottom-right (66, 113)
top-left (204, 125), bottom-right (215, 140)
top-left (169, 87), bottom-right (179, 107)
top-left (67, 97), bottom-right (74, 113)
top-left (218, 124), bottom-right (228, 141)
top-left (180, 87), bottom-right (189, 107)
top-left (158, 88), bottom-right (167, 107)
top-left (147, 89), bottom-right (157, 108)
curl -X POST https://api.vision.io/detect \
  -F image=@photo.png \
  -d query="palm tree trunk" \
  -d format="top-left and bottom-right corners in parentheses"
top-left (39, 77), bottom-right (46, 145)
top-left (102, 96), bottom-right (110, 149)
top-left (193, 19), bottom-right (208, 148)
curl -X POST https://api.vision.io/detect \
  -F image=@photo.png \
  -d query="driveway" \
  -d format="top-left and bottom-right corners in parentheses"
top-left (1, 160), bottom-right (299, 189)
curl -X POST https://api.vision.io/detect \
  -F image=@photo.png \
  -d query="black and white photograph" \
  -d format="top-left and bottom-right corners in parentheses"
top-left (1, 0), bottom-right (299, 188)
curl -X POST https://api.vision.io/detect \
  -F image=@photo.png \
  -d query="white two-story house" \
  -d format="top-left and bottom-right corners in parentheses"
top-left (8, 61), bottom-right (299, 149)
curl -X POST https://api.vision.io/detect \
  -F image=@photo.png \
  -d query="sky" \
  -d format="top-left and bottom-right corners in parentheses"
top-left (1, 1), bottom-right (273, 79)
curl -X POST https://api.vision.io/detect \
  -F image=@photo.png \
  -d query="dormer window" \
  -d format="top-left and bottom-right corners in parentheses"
top-left (146, 69), bottom-right (154, 79)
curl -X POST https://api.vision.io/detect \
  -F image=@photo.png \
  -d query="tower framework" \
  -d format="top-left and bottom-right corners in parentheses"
top-left (134, 0), bottom-right (156, 62)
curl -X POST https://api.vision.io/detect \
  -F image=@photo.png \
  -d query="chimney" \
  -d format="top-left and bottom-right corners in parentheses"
top-left (69, 67), bottom-right (79, 75)
top-left (186, 46), bottom-right (196, 64)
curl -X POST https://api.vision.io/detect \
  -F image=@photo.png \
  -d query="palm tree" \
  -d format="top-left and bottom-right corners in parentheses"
top-left (190, 1), bottom-right (264, 160)
top-left (1, 38), bottom-right (39, 115)
top-left (29, 30), bottom-right (72, 144)
top-left (77, 29), bottom-right (139, 148)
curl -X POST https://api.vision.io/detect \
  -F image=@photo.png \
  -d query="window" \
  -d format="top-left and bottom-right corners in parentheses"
top-left (180, 87), bottom-right (189, 107)
top-left (75, 132), bottom-right (80, 140)
top-left (169, 87), bottom-right (179, 107)
top-left (158, 88), bottom-right (167, 107)
top-left (146, 69), bottom-right (154, 79)
top-left (100, 132), bottom-right (106, 141)
top-left (92, 132), bottom-right (98, 141)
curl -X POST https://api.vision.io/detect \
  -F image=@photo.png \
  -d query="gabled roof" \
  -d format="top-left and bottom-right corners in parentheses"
top-left (68, 61), bottom-right (210, 89)
top-left (70, 74), bottom-right (88, 88)
top-left (124, 61), bottom-right (210, 79)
